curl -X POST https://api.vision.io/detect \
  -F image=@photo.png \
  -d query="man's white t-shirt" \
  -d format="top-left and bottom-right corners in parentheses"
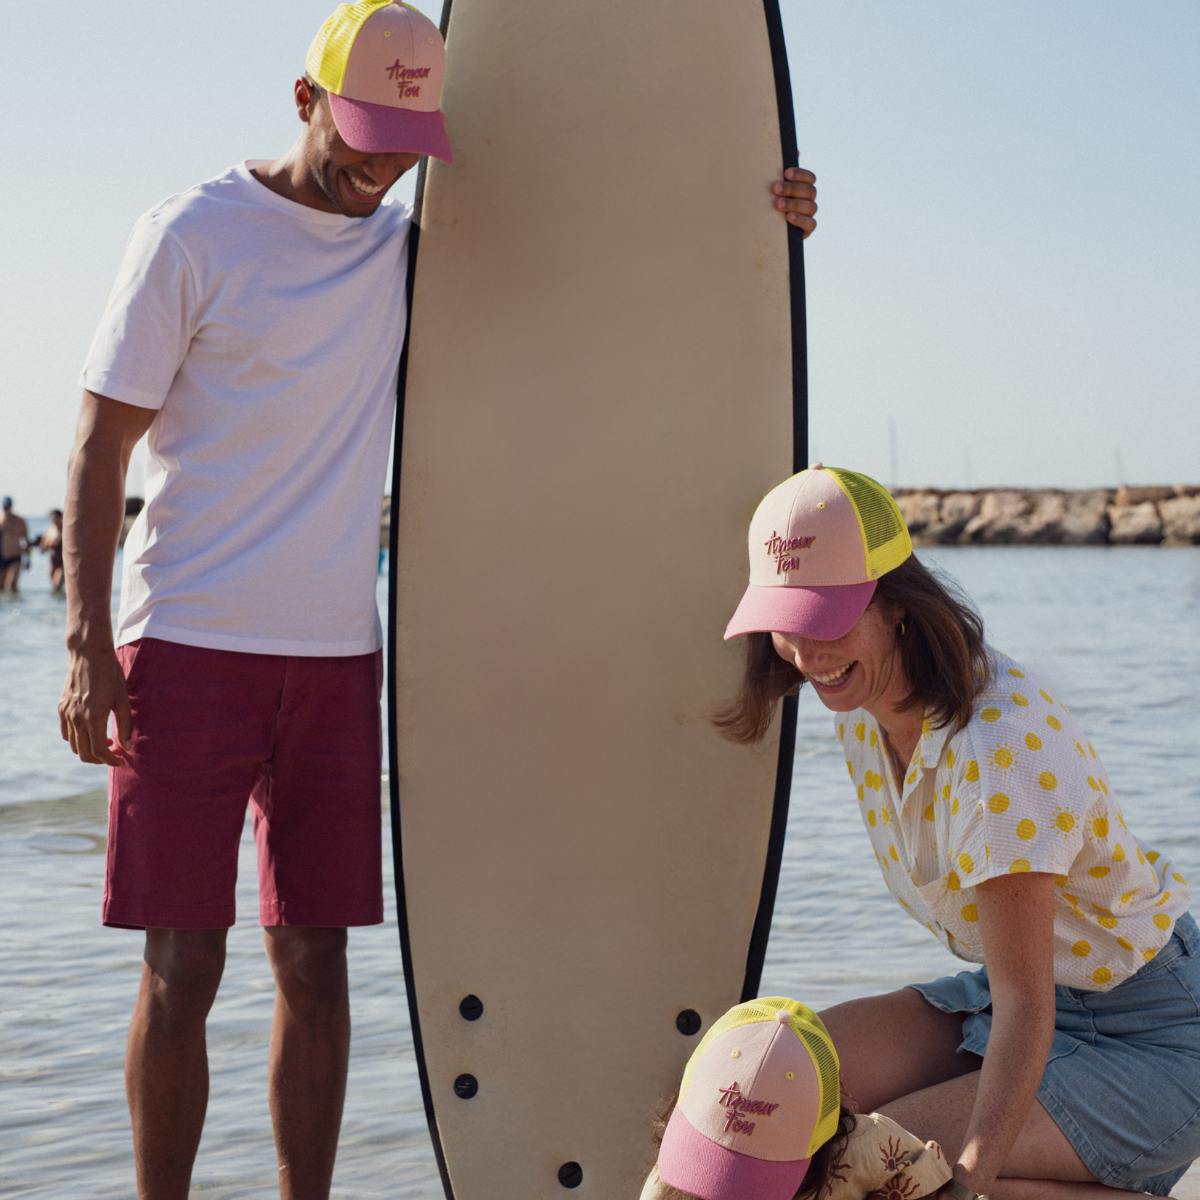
top-left (81, 161), bottom-right (411, 656)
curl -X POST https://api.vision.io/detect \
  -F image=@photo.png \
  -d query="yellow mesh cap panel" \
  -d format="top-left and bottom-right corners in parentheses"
top-left (796, 1023), bottom-right (841, 1155)
top-left (306, 0), bottom-right (396, 94)
top-left (827, 467), bottom-right (912, 580)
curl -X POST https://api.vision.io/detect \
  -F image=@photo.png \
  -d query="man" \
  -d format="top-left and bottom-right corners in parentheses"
top-left (59, 2), bottom-right (819, 1197)
top-left (0, 497), bottom-right (30, 592)
top-left (40, 508), bottom-right (65, 594)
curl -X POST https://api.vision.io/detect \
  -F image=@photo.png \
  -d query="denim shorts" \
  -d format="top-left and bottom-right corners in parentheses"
top-left (910, 911), bottom-right (1200, 1195)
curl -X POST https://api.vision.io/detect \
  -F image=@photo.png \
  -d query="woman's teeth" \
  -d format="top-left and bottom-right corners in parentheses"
top-left (808, 663), bottom-right (852, 686)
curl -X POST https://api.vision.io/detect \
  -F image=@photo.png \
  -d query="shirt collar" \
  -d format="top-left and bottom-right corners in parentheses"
top-left (914, 713), bottom-right (953, 772)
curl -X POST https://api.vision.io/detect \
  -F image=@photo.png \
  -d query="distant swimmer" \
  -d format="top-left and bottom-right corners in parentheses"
top-left (0, 497), bottom-right (30, 593)
top-left (40, 509), bottom-right (64, 594)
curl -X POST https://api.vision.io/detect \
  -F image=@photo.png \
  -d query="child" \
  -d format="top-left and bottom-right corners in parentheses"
top-left (642, 996), bottom-right (950, 1200)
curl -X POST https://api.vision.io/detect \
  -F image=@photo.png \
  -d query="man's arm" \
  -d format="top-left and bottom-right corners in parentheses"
top-left (59, 391), bottom-right (156, 765)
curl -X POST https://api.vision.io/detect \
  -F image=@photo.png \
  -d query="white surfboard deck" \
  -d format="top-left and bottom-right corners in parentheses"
top-left (389, 1), bottom-right (806, 1195)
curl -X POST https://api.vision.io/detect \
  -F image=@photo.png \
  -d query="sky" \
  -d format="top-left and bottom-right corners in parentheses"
top-left (2, 0), bottom-right (1197, 513)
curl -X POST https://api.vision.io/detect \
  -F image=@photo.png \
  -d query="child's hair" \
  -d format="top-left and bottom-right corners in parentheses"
top-left (649, 1092), bottom-right (856, 1200)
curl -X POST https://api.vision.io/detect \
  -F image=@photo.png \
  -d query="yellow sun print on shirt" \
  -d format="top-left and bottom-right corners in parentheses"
top-left (990, 746), bottom-right (1015, 770)
top-left (1054, 808), bottom-right (1076, 834)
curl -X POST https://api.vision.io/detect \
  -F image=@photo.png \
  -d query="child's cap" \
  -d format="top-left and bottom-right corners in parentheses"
top-left (724, 465), bottom-right (911, 641)
top-left (657, 997), bottom-right (841, 1200)
top-left (306, 1), bottom-right (453, 162)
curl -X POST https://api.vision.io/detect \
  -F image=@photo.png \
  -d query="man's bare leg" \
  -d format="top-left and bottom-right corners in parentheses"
top-left (264, 927), bottom-right (350, 1200)
top-left (127, 928), bottom-right (227, 1200)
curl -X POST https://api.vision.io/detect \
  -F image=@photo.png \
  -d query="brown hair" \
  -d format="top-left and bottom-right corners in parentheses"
top-left (714, 556), bottom-right (990, 744)
top-left (648, 1093), bottom-right (856, 1200)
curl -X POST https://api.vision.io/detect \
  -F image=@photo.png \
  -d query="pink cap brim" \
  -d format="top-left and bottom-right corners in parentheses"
top-left (658, 1107), bottom-right (811, 1200)
top-left (724, 579), bottom-right (877, 641)
top-left (328, 93), bottom-right (454, 162)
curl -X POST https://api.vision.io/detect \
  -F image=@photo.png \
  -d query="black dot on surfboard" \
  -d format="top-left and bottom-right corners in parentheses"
top-left (558, 1162), bottom-right (584, 1188)
top-left (459, 994), bottom-right (484, 1021)
top-left (676, 1009), bottom-right (702, 1036)
top-left (453, 1074), bottom-right (478, 1099)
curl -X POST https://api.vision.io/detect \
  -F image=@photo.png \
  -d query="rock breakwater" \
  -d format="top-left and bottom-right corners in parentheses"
top-left (893, 486), bottom-right (1200, 546)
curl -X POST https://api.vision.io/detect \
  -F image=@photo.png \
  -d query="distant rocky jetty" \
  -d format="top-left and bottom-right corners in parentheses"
top-left (375, 489), bottom-right (1200, 550)
top-left (893, 486), bottom-right (1200, 546)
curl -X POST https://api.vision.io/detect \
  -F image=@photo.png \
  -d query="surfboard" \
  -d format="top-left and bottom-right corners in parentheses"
top-left (387, 1), bottom-right (806, 1194)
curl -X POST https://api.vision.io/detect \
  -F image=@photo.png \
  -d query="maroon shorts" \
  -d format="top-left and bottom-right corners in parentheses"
top-left (104, 638), bottom-right (384, 930)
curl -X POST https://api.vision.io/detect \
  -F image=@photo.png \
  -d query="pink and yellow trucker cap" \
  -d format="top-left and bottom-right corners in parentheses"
top-left (724, 465), bottom-right (912, 642)
top-left (306, 1), bottom-right (453, 161)
top-left (657, 997), bottom-right (841, 1200)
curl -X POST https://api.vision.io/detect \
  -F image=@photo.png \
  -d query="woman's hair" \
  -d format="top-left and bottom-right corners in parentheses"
top-left (714, 555), bottom-right (990, 744)
top-left (649, 1093), bottom-right (856, 1200)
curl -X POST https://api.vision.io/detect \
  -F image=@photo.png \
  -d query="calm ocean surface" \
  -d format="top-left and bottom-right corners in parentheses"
top-left (2, 545), bottom-right (1198, 1197)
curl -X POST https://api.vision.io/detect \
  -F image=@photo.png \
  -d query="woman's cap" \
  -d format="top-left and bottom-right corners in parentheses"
top-left (306, 1), bottom-right (453, 162)
top-left (657, 997), bottom-right (841, 1200)
top-left (724, 465), bottom-right (912, 641)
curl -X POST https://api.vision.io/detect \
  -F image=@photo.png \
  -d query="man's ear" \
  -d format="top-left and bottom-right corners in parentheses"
top-left (294, 76), bottom-right (317, 124)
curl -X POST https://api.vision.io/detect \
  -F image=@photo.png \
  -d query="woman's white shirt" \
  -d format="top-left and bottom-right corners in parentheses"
top-left (838, 649), bottom-right (1189, 990)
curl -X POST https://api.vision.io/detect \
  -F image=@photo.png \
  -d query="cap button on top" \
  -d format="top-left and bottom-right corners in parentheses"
top-left (776, 1010), bottom-right (792, 1023)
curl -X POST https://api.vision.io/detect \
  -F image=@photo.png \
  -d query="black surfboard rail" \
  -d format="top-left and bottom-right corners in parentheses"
top-left (741, 0), bottom-right (808, 1006)
top-left (387, 1), bottom-right (807, 1194)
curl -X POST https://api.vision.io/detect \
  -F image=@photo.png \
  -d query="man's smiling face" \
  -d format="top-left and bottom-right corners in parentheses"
top-left (296, 78), bottom-right (419, 217)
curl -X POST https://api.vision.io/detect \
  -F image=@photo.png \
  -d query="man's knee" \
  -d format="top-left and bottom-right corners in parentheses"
top-left (139, 929), bottom-right (228, 1029)
top-left (264, 927), bottom-right (349, 1016)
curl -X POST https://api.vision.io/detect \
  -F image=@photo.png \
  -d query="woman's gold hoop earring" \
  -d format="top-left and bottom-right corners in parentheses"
top-left (897, 619), bottom-right (907, 637)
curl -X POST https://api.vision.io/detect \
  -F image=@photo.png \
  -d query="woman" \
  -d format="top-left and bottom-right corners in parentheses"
top-left (719, 464), bottom-right (1200, 1200)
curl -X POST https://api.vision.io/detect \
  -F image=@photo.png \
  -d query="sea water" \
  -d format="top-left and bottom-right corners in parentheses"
top-left (2, 547), bottom-right (1198, 1197)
